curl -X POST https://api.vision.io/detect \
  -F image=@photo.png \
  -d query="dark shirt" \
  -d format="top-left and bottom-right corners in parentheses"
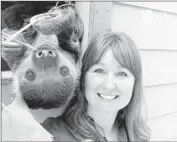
top-left (41, 117), bottom-right (128, 142)
top-left (41, 117), bottom-right (79, 141)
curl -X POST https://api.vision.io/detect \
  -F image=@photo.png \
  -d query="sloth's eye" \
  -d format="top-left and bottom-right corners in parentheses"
top-left (25, 69), bottom-right (36, 81)
top-left (60, 66), bottom-right (69, 76)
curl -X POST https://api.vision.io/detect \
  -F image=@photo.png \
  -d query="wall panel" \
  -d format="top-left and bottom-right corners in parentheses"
top-left (144, 84), bottom-right (177, 119)
top-left (122, 2), bottom-right (177, 14)
top-left (148, 112), bottom-right (177, 141)
top-left (111, 2), bottom-right (177, 50)
top-left (140, 50), bottom-right (177, 86)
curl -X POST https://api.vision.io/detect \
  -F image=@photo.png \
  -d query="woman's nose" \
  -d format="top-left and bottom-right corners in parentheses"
top-left (103, 74), bottom-right (116, 90)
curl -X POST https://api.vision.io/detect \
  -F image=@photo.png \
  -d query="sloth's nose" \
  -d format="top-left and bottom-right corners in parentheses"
top-left (36, 49), bottom-right (56, 58)
top-left (32, 47), bottom-right (58, 70)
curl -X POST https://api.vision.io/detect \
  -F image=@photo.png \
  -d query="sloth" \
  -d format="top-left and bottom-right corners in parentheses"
top-left (2, 3), bottom-right (84, 141)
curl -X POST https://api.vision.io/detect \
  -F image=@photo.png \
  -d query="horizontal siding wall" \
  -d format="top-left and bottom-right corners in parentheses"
top-left (144, 83), bottom-right (177, 119)
top-left (111, 3), bottom-right (177, 51)
top-left (110, 2), bottom-right (177, 141)
top-left (148, 112), bottom-right (177, 141)
top-left (140, 50), bottom-right (177, 86)
top-left (122, 2), bottom-right (177, 14)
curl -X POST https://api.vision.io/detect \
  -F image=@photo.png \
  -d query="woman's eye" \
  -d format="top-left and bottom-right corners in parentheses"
top-left (117, 72), bottom-right (127, 77)
top-left (94, 69), bottom-right (105, 74)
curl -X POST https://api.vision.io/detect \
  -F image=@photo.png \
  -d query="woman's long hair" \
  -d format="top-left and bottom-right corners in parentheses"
top-left (65, 29), bottom-right (151, 141)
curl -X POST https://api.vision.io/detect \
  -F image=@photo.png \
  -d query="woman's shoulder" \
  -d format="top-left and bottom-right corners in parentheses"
top-left (41, 116), bottom-right (78, 141)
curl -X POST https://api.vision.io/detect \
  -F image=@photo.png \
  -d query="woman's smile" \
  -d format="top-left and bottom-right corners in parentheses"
top-left (97, 93), bottom-right (119, 100)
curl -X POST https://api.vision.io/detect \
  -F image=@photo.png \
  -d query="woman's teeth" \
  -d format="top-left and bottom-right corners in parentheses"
top-left (98, 93), bottom-right (119, 100)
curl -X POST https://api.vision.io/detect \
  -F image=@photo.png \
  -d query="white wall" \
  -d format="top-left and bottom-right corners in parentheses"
top-left (122, 2), bottom-right (177, 14)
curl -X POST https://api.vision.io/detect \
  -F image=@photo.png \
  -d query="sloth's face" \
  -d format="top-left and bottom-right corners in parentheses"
top-left (12, 34), bottom-right (80, 110)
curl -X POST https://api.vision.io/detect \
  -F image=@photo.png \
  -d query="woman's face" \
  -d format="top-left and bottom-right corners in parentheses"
top-left (85, 49), bottom-right (135, 113)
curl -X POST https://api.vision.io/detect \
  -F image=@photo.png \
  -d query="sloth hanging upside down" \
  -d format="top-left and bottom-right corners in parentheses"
top-left (2, 2), bottom-right (84, 141)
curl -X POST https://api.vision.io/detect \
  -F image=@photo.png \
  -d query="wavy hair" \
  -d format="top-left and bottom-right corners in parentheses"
top-left (65, 29), bottom-right (151, 141)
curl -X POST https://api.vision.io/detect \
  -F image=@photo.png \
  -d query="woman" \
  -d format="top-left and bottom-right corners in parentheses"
top-left (65, 29), bottom-right (151, 141)
top-left (43, 29), bottom-right (151, 141)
